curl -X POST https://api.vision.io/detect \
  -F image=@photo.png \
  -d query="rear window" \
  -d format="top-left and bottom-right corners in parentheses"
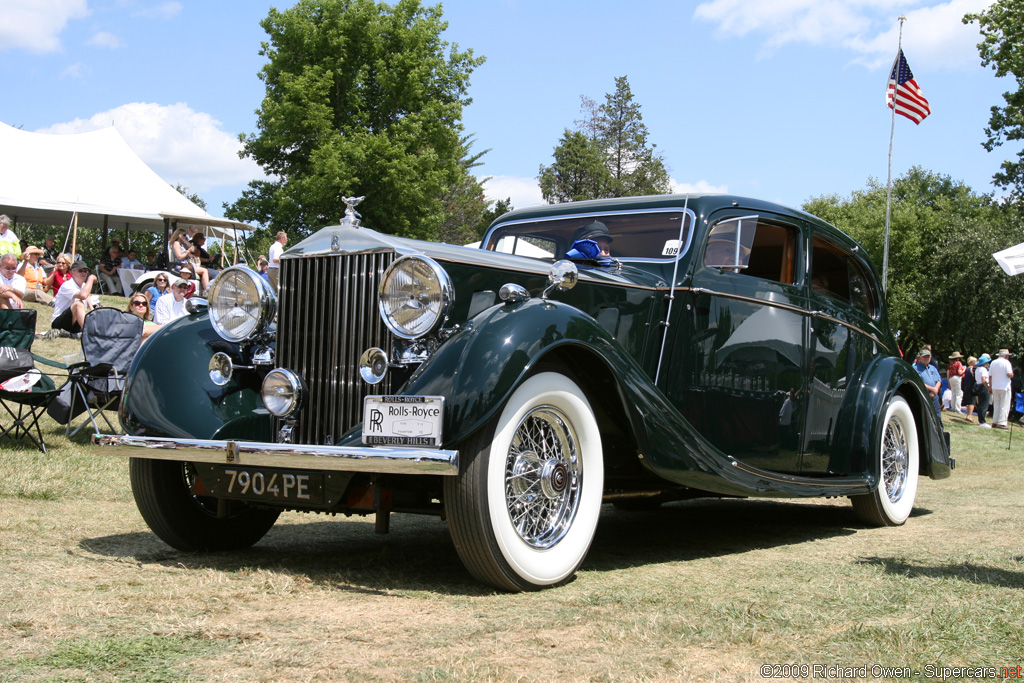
top-left (811, 237), bottom-right (878, 317)
top-left (484, 210), bottom-right (693, 261)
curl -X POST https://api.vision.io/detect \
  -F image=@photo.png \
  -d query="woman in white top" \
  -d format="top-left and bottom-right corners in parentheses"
top-left (168, 228), bottom-right (191, 273)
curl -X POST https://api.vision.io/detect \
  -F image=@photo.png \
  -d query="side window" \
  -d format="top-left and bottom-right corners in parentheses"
top-left (811, 237), bottom-right (878, 316)
top-left (704, 216), bottom-right (798, 285)
top-left (492, 235), bottom-right (555, 258)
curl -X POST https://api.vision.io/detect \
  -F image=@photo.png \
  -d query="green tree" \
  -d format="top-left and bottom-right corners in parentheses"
top-left (436, 136), bottom-right (489, 245)
top-left (804, 167), bottom-right (1024, 356)
top-left (538, 130), bottom-right (610, 203)
top-left (538, 76), bottom-right (670, 203)
top-left (476, 197), bottom-right (512, 239)
top-left (596, 76), bottom-right (671, 197)
top-left (226, 0), bottom-right (484, 240)
top-left (965, 2), bottom-right (1024, 197)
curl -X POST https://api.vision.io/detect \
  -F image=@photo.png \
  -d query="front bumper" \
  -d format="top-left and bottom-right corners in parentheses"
top-left (92, 434), bottom-right (459, 476)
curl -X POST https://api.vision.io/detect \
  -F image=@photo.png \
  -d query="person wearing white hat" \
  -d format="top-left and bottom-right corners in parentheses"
top-left (990, 349), bottom-right (1014, 430)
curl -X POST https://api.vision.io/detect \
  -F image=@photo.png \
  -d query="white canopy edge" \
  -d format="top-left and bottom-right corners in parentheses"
top-left (0, 121), bottom-right (253, 238)
top-left (993, 242), bottom-right (1024, 277)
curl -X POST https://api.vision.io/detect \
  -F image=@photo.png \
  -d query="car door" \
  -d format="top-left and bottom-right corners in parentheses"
top-left (669, 210), bottom-right (808, 472)
top-left (801, 234), bottom-right (882, 473)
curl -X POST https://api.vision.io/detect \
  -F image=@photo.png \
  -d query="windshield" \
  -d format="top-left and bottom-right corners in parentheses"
top-left (483, 210), bottom-right (693, 262)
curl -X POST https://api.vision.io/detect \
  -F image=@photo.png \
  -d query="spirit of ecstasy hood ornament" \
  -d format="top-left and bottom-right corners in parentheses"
top-left (340, 196), bottom-right (365, 228)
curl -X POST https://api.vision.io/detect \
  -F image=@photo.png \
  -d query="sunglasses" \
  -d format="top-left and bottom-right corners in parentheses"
top-left (131, 300), bottom-right (148, 307)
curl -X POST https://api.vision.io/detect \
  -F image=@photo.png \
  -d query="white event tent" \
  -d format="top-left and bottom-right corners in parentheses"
top-left (0, 121), bottom-right (253, 252)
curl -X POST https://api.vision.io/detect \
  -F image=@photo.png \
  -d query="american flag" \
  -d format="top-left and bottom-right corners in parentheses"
top-left (886, 49), bottom-right (931, 124)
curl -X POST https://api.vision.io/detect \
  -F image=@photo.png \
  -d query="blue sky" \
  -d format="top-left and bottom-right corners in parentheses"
top-left (0, 0), bottom-right (1008, 225)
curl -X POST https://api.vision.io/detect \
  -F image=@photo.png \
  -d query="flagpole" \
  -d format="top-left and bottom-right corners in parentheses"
top-left (883, 16), bottom-right (906, 293)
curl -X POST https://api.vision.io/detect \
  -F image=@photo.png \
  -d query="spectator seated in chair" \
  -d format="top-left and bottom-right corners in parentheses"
top-left (127, 294), bottom-right (162, 340)
top-left (0, 254), bottom-right (26, 309)
top-left (98, 245), bottom-right (122, 295)
top-left (153, 278), bottom-right (190, 325)
top-left (17, 246), bottom-right (54, 305)
top-left (51, 259), bottom-right (98, 335)
top-left (42, 254), bottom-right (72, 297)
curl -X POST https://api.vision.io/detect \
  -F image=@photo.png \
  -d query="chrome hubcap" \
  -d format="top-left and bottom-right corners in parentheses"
top-left (882, 415), bottom-right (908, 503)
top-left (504, 406), bottom-right (581, 549)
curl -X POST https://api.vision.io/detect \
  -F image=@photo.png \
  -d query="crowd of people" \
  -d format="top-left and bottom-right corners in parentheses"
top-left (0, 213), bottom-right (232, 341)
top-left (922, 347), bottom-right (1019, 430)
top-left (0, 215), bottom-right (288, 345)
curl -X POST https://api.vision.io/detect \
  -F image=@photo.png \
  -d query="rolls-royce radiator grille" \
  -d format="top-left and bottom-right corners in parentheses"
top-left (275, 251), bottom-right (396, 445)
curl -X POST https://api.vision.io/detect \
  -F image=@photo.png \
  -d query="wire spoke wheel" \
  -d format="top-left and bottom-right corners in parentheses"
top-left (881, 414), bottom-right (909, 503)
top-left (505, 406), bottom-right (581, 549)
top-left (445, 372), bottom-right (603, 591)
top-left (851, 395), bottom-right (919, 526)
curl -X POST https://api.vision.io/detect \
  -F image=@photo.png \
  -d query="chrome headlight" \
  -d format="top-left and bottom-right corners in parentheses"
top-left (378, 256), bottom-right (453, 339)
top-left (262, 368), bottom-right (303, 417)
top-left (207, 266), bottom-right (276, 342)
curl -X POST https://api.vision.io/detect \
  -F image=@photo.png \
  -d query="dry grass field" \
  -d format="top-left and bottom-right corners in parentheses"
top-left (1, 313), bottom-right (1021, 682)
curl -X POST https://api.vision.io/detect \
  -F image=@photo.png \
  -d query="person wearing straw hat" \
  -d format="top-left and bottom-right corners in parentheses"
top-left (990, 349), bottom-right (1014, 430)
top-left (947, 351), bottom-right (966, 418)
top-left (913, 348), bottom-right (942, 419)
top-left (974, 354), bottom-right (993, 427)
top-left (16, 246), bottom-right (54, 304)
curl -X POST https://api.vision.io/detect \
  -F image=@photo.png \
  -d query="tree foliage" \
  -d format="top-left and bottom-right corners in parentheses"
top-left (965, 2), bottom-right (1024, 197)
top-left (804, 167), bottom-right (1024, 357)
top-left (538, 76), bottom-right (670, 203)
top-left (226, 0), bottom-right (485, 241)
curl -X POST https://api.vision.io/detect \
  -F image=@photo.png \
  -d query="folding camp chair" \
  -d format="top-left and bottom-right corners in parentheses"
top-left (0, 309), bottom-right (62, 452)
top-left (61, 307), bottom-right (142, 437)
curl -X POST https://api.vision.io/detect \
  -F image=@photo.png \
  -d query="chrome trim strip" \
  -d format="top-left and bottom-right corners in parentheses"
top-left (680, 287), bottom-right (892, 352)
top-left (93, 434), bottom-right (459, 476)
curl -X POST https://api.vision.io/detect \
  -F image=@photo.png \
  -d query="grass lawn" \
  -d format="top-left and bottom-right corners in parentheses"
top-left (0, 321), bottom-right (1021, 681)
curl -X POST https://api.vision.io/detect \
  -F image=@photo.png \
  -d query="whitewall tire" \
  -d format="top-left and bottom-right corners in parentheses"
top-left (445, 372), bottom-right (604, 591)
top-left (851, 395), bottom-right (919, 526)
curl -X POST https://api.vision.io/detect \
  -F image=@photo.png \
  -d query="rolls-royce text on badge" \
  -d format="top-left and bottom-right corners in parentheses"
top-left (362, 396), bottom-right (445, 447)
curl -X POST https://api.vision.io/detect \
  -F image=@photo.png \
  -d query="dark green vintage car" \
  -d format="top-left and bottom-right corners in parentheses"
top-left (94, 194), bottom-right (953, 591)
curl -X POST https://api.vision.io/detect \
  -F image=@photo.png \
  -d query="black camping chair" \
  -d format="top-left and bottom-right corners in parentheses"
top-left (59, 307), bottom-right (142, 437)
top-left (0, 309), bottom-right (63, 452)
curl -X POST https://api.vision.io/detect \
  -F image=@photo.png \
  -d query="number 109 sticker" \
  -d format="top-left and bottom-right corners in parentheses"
top-left (662, 240), bottom-right (682, 257)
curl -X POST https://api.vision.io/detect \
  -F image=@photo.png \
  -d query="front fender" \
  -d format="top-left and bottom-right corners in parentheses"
top-left (831, 356), bottom-right (952, 482)
top-left (386, 297), bottom-right (635, 445)
top-left (120, 314), bottom-right (273, 441)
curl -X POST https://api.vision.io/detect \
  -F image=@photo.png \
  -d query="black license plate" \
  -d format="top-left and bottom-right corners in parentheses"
top-left (198, 466), bottom-right (325, 505)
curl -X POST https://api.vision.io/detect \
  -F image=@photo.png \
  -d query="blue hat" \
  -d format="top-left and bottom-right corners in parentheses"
top-left (977, 354), bottom-right (992, 366)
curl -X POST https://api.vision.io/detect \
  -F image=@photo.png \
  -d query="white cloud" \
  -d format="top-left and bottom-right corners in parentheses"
top-left (130, 2), bottom-right (183, 20)
top-left (481, 175), bottom-right (545, 209)
top-left (87, 31), bottom-right (121, 49)
top-left (36, 102), bottom-right (266, 193)
top-left (671, 179), bottom-right (729, 195)
top-left (0, 0), bottom-right (89, 53)
top-left (59, 61), bottom-right (90, 79)
top-left (693, 0), bottom-right (992, 69)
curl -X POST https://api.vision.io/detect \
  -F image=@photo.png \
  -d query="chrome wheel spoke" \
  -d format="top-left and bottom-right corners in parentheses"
top-left (504, 405), bottom-right (582, 549)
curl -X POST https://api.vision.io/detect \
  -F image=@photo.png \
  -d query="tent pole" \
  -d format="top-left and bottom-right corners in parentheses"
top-left (163, 218), bottom-right (171, 264)
top-left (71, 212), bottom-right (79, 258)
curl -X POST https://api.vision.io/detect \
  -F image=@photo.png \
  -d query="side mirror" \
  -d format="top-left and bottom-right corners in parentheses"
top-left (542, 260), bottom-right (578, 299)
